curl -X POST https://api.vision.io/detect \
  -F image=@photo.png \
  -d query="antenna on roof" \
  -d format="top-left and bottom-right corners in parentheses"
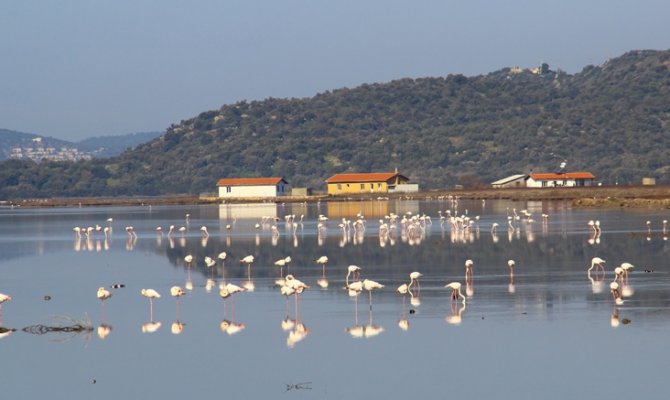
top-left (557, 160), bottom-right (567, 173)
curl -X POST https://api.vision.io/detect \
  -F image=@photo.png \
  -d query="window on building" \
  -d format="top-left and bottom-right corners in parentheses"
top-left (337, 184), bottom-right (342, 190)
top-left (377, 183), bottom-right (382, 189)
top-left (226, 186), bottom-right (232, 193)
top-left (360, 184), bottom-right (365, 190)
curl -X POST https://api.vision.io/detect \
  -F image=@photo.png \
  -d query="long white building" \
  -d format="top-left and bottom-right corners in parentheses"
top-left (216, 177), bottom-right (289, 198)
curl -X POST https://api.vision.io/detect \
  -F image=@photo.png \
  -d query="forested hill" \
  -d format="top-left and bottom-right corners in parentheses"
top-left (0, 49), bottom-right (668, 198)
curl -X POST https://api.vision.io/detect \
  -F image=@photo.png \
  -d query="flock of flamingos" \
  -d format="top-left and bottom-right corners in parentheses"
top-left (0, 204), bottom-right (668, 342)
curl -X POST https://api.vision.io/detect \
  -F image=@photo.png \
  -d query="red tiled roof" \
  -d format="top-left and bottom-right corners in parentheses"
top-left (325, 172), bottom-right (408, 183)
top-left (528, 172), bottom-right (595, 180)
top-left (216, 177), bottom-right (287, 186)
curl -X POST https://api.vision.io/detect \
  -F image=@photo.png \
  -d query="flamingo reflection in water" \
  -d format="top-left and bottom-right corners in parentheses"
top-left (587, 269), bottom-right (605, 294)
top-left (97, 324), bottom-right (112, 339)
top-left (610, 282), bottom-right (624, 306)
top-left (507, 260), bottom-right (516, 294)
top-left (219, 283), bottom-right (246, 335)
top-left (286, 322), bottom-right (310, 348)
top-left (278, 275), bottom-right (311, 348)
top-left (220, 319), bottom-right (246, 336)
top-left (446, 301), bottom-right (466, 326)
top-left (347, 307), bottom-right (384, 339)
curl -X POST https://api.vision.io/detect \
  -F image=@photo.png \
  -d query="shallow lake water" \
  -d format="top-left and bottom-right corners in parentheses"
top-left (0, 199), bottom-right (669, 399)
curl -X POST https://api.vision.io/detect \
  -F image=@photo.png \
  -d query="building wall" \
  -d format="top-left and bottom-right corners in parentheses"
top-left (327, 181), bottom-right (389, 194)
top-left (218, 184), bottom-right (287, 198)
top-left (526, 178), bottom-right (592, 188)
top-left (492, 179), bottom-right (526, 188)
top-left (388, 184), bottom-right (419, 193)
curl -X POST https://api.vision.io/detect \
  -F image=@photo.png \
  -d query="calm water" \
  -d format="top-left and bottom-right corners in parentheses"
top-left (0, 199), bottom-right (669, 399)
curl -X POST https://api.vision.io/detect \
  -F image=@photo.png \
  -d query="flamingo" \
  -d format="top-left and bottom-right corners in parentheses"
top-left (204, 256), bottom-right (216, 268)
top-left (445, 282), bottom-right (466, 304)
top-left (285, 274), bottom-right (310, 293)
top-left (620, 262), bottom-right (634, 283)
top-left (97, 287), bottom-right (112, 320)
top-left (240, 255), bottom-right (254, 268)
top-left (171, 321), bottom-right (186, 335)
top-left (184, 254), bottom-right (193, 267)
top-left (314, 256), bottom-right (329, 288)
top-left (141, 288), bottom-right (161, 320)
top-left (465, 259), bottom-right (474, 278)
top-left (170, 286), bottom-right (185, 320)
top-left (588, 257), bottom-right (606, 273)
top-left (613, 267), bottom-right (624, 283)
top-left (409, 271), bottom-right (422, 293)
top-left (97, 287), bottom-right (112, 302)
top-left (507, 259), bottom-right (516, 274)
top-left (315, 256), bottom-right (329, 274)
top-left (0, 293), bottom-right (12, 324)
top-left (345, 265), bottom-right (361, 286)
top-left (363, 279), bottom-right (384, 309)
top-left (274, 257), bottom-right (289, 277)
top-left (610, 282), bottom-right (624, 305)
top-left (219, 283), bottom-right (245, 317)
top-left (200, 226), bottom-right (209, 237)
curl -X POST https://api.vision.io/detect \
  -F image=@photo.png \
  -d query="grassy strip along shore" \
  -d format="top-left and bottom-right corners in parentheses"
top-left (3, 185), bottom-right (669, 209)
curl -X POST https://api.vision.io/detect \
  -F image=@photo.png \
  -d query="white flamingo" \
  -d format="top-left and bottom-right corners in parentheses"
top-left (445, 282), bottom-right (466, 304)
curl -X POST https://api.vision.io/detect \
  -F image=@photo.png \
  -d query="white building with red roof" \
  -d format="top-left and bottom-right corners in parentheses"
top-left (216, 177), bottom-right (289, 198)
top-left (525, 172), bottom-right (595, 188)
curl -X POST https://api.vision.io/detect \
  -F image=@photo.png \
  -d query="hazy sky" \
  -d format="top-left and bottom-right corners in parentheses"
top-left (1, 0), bottom-right (669, 141)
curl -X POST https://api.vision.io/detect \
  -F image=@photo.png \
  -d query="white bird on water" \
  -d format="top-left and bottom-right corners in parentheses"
top-left (363, 279), bottom-right (384, 309)
top-left (141, 288), bottom-right (161, 320)
top-left (588, 257), bottom-right (606, 273)
top-left (170, 286), bottom-right (185, 319)
top-left (445, 282), bottom-right (466, 304)
top-left (0, 292), bottom-right (12, 324)
top-left (610, 282), bottom-right (624, 305)
top-left (345, 265), bottom-right (361, 286)
top-left (409, 271), bottom-right (422, 292)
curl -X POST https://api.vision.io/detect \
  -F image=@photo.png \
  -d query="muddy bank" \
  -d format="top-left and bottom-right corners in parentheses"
top-left (3, 185), bottom-right (669, 209)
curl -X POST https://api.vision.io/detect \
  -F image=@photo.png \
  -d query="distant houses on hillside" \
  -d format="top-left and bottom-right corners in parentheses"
top-left (9, 136), bottom-right (92, 162)
top-left (491, 172), bottom-right (596, 188)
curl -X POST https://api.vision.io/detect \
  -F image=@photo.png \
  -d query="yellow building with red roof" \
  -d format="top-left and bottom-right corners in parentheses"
top-left (324, 172), bottom-right (413, 195)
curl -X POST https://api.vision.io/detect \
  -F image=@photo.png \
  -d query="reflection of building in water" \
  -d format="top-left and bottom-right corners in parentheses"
top-left (218, 204), bottom-right (278, 220)
top-left (326, 199), bottom-right (420, 219)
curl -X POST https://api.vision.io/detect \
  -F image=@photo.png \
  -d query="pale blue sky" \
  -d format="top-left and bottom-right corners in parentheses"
top-left (1, 0), bottom-right (668, 141)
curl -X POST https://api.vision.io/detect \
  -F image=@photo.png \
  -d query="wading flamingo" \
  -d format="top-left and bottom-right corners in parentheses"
top-left (445, 282), bottom-right (466, 304)
top-left (141, 288), bottom-right (161, 320)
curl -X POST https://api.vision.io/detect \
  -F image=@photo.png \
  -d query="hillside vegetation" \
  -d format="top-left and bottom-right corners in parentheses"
top-left (0, 49), bottom-right (668, 199)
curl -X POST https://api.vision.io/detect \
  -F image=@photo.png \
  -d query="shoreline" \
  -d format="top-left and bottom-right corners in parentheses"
top-left (2, 185), bottom-right (669, 209)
